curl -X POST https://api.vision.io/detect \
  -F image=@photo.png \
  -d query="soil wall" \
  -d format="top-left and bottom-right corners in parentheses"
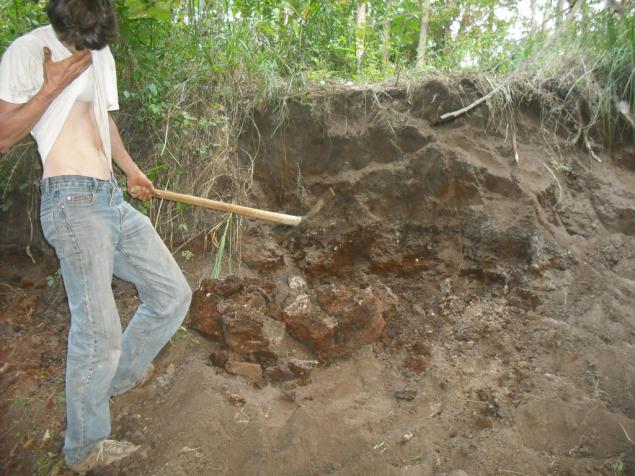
top-left (1, 79), bottom-right (634, 475)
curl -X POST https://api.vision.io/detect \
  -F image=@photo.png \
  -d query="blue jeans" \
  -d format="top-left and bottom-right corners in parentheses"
top-left (40, 176), bottom-right (192, 465)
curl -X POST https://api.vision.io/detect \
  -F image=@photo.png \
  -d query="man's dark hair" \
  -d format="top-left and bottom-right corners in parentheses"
top-left (46, 0), bottom-right (117, 51)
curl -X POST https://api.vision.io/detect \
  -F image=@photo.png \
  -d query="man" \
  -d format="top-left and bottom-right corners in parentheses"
top-left (0, 0), bottom-right (192, 472)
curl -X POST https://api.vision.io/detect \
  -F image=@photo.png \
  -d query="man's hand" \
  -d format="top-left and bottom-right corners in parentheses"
top-left (127, 171), bottom-right (156, 201)
top-left (0, 47), bottom-right (92, 153)
top-left (41, 47), bottom-right (92, 97)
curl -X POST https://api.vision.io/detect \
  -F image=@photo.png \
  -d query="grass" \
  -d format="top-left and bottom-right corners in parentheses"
top-left (35, 450), bottom-right (64, 476)
top-left (171, 325), bottom-right (199, 344)
top-left (211, 213), bottom-right (235, 279)
top-left (612, 456), bottom-right (624, 476)
top-left (46, 270), bottom-right (61, 288)
top-left (11, 394), bottom-right (31, 415)
top-left (0, 1), bottom-right (631, 252)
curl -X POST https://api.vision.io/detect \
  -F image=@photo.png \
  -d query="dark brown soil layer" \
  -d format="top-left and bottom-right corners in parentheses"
top-left (1, 80), bottom-right (634, 475)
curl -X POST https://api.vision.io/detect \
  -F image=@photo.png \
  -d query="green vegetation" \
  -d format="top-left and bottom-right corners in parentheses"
top-left (171, 324), bottom-right (200, 343)
top-left (11, 394), bottom-right (32, 415)
top-left (35, 450), bottom-right (64, 476)
top-left (613, 456), bottom-right (624, 476)
top-left (211, 213), bottom-right (236, 278)
top-left (0, 0), bottom-right (633, 275)
top-left (46, 269), bottom-right (61, 288)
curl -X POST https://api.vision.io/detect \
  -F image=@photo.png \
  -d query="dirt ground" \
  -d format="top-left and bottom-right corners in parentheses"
top-left (1, 79), bottom-right (634, 476)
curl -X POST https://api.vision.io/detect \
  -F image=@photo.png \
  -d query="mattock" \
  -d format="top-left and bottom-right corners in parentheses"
top-left (145, 187), bottom-right (336, 226)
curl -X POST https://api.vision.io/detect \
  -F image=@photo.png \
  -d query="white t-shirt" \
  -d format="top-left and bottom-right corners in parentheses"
top-left (0, 25), bottom-right (119, 168)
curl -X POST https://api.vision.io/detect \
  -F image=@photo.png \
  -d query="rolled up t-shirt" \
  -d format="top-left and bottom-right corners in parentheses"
top-left (0, 25), bottom-right (119, 167)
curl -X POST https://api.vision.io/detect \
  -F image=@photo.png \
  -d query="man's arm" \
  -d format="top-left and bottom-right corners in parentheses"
top-left (109, 114), bottom-right (156, 201)
top-left (0, 47), bottom-right (91, 153)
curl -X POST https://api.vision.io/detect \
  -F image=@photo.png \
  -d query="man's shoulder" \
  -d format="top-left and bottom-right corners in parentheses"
top-left (5, 26), bottom-right (52, 60)
top-left (11, 25), bottom-right (52, 44)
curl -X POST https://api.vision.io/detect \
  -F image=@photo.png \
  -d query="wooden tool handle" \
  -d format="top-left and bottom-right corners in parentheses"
top-left (153, 189), bottom-right (302, 226)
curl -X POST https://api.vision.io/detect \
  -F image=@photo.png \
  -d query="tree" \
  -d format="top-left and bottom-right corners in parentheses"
top-left (381, 0), bottom-right (393, 68)
top-left (530, 0), bottom-right (538, 33)
top-left (416, 0), bottom-right (430, 68)
top-left (555, 0), bottom-right (565, 27)
top-left (356, 1), bottom-right (368, 69)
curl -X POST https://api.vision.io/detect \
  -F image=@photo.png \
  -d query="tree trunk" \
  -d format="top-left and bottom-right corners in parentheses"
top-left (381, 0), bottom-right (393, 68)
top-left (416, 0), bottom-right (430, 69)
top-left (457, 3), bottom-right (471, 39)
top-left (530, 0), bottom-right (538, 33)
top-left (541, 0), bottom-right (550, 32)
top-left (355, 1), bottom-right (367, 68)
top-left (555, 0), bottom-right (565, 27)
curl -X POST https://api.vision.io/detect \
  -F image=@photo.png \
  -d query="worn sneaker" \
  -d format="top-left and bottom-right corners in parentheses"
top-left (67, 439), bottom-right (140, 474)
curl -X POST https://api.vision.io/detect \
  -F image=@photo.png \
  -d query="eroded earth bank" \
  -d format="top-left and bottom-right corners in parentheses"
top-left (1, 79), bottom-right (634, 475)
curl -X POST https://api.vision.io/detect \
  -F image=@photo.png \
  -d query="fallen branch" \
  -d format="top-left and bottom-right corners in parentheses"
top-left (439, 1), bottom-right (583, 122)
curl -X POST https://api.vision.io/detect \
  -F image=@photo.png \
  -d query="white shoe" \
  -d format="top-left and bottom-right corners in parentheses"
top-left (67, 439), bottom-right (140, 474)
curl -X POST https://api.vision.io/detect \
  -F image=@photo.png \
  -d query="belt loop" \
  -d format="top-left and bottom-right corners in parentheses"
top-left (41, 178), bottom-right (49, 195)
top-left (91, 178), bottom-right (98, 193)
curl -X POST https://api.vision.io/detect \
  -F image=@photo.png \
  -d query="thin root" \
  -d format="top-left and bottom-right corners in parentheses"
top-left (543, 162), bottom-right (563, 206)
top-left (583, 129), bottom-right (601, 163)
top-left (511, 124), bottom-right (520, 164)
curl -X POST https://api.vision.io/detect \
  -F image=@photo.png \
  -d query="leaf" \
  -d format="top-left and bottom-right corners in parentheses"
top-left (146, 83), bottom-right (158, 96)
top-left (124, 0), bottom-right (175, 22)
top-left (176, 202), bottom-right (189, 212)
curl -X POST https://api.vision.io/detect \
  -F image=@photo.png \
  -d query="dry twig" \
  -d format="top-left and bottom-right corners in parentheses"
top-left (511, 124), bottom-right (520, 164)
top-left (543, 162), bottom-right (563, 206)
top-left (439, 0), bottom-right (583, 122)
top-left (620, 422), bottom-right (633, 445)
top-left (498, 470), bottom-right (530, 476)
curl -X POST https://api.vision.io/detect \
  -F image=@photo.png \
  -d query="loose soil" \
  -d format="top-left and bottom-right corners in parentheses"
top-left (1, 79), bottom-right (634, 476)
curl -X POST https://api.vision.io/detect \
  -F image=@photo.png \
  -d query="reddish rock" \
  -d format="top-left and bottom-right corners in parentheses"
top-left (190, 277), bottom-right (267, 339)
top-left (225, 361), bottom-right (263, 381)
top-left (203, 276), bottom-right (257, 297)
top-left (209, 350), bottom-right (229, 368)
top-left (193, 276), bottom-right (399, 368)
top-left (303, 241), bottom-right (356, 278)
top-left (280, 293), bottom-right (335, 346)
top-left (367, 230), bottom-right (435, 276)
top-left (189, 288), bottom-right (223, 339)
top-left (190, 277), bottom-right (285, 367)
top-left (264, 363), bottom-right (296, 383)
top-left (228, 394), bottom-right (246, 406)
top-left (225, 315), bottom-right (269, 354)
top-left (255, 281), bottom-right (277, 301)
top-left (405, 354), bottom-right (428, 373)
top-left (412, 341), bottom-right (432, 356)
top-left (394, 389), bottom-right (417, 401)
top-left (253, 349), bottom-right (279, 367)
top-left (279, 284), bottom-right (397, 360)
top-left (242, 290), bottom-right (267, 309)
top-left (288, 359), bottom-right (318, 384)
